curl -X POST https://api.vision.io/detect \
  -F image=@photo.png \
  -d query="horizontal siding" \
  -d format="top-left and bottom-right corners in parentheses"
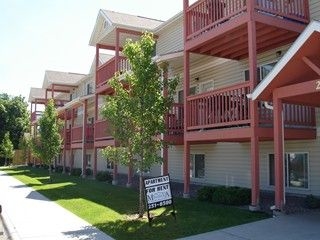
top-left (169, 138), bottom-right (320, 196)
top-left (310, 0), bottom-right (320, 20)
top-left (156, 17), bottom-right (183, 56)
top-left (73, 149), bottom-right (82, 169)
top-left (260, 138), bottom-right (320, 196)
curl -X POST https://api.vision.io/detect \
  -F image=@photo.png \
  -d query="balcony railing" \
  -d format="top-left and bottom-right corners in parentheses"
top-left (71, 125), bottom-right (94, 143)
top-left (186, 0), bottom-right (309, 40)
top-left (187, 82), bottom-right (251, 130)
top-left (166, 103), bottom-right (184, 135)
top-left (94, 120), bottom-right (113, 140)
top-left (96, 56), bottom-right (130, 89)
top-left (31, 111), bottom-right (43, 122)
top-left (186, 82), bottom-right (315, 131)
top-left (259, 103), bottom-right (316, 128)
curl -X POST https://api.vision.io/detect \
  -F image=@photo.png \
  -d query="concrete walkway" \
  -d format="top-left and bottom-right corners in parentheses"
top-left (0, 170), bottom-right (113, 240)
top-left (1, 170), bottom-right (320, 240)
top-left (181, 209), bottom-right (320, 240)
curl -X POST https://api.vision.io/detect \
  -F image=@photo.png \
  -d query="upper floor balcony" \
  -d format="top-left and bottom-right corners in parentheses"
top-left (31, 111), bottom-right (43, 123)
top-left (165, 103), bottom-right (184, 145)
top-left (186, 82), bottom-right (316, 137)
top-left (71, 124), bottom-right (94, 147)
top-left (185, 0), bottom-right (309, 59)
top-left (96, 56), bottom-right (131, 93)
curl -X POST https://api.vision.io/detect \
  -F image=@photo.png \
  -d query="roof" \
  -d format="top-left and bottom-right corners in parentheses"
top-left (252, 20), bottom-right (320, 102)
top-left (102, 10), bottom-right (163, 30)
top-left (28, 87), bottom-right (67, 103)
top-left (89, 9), bottom-right (164, 47)
top-left (42, 70), bottom-right (86, 91)
top-left (28, 88), bottom-right (46, 103)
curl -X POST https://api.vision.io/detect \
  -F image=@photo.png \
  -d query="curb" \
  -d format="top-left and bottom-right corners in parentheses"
top-left (0, 207), bottom-right (17, 240)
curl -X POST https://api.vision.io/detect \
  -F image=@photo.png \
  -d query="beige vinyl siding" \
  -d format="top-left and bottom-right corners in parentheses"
top-left (260, 137), bottom-right (320, 196)
top-left (156, 17), bottom-right (183, 56)
top-left (310, 0), bottom-right (320, 21)
top-left (168, 146), bottom-right (184, 181)
top-left (96, 149), bottom-right (128, 174)
top-left (73, 149), bottom-right (82, 169)
top-left (169, 143), bottom-right (251, 187)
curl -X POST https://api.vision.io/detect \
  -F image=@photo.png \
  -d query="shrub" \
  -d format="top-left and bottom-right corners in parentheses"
top-left (70, 168), bottom-right (82, 177)
top-left (197, 185), bottom-right (251, 206)
top-left (305, 195), bottom-right (320, 209)
top-left (64, 166), bottom-right (70, 173)
top-left (96, 171), bottom-right (112, 183)
top-left (85, 168), bottom-right (93, 176)
top-left (55, 166), bottom-right (63, 173)
top-left (197, 186), bottom-right (214, 202)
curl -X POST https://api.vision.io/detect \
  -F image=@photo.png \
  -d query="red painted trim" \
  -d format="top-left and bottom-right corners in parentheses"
top-left (183, 141), bottom-right (190, 196)
top-left (273, 97), bottom-right (284, 210)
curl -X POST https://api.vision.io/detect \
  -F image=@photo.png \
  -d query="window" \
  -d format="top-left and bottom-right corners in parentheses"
top-left (106, 159), bottom-right (114, 170)
top-left (244, 61), bottom-right (277, 82)
top-left (260, 62), bottom-right (277, 79)
top-left (190, 154), bottom-right (205, 178)
top-left (86, 83), bottom-right (93, 95)
top-left (200, 81), bottom-right (214, 93)
top-left (178, 86), bottom-right (197, 103)
top-left (269, 153), bottom-right (309, 189)
top-left (86, 154), bottom-right (91, 168)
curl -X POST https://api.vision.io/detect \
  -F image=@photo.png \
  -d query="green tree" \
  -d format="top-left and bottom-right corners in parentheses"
top-left (31, 99), bottom-right (62, 182)
top-left (0, 132), bottom-right (15, 166)
top-left (102, 32), bottom-right (178, 217)
top-left (0, 93), bottom-right (29, 149)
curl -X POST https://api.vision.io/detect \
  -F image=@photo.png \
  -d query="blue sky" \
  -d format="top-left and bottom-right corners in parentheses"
top-left (0, 0), bottom-right (185, 101)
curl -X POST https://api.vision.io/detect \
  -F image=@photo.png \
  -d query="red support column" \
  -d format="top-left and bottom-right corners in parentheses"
top-left (183, 0), bottom-right (190, 197)
top-left (162, 146), bottom-right (169, 175)
top-left (82, 100), bottom-right (88, 177)
top-left (248, 20), bottom-right (260, 210)
top-left (183, 142), bottom-right (190, 198)
top-left (162, 62), bottom-right (169, 176)
top-left (273, 96), bottom-right (284, 210)
top-left (63, 109), bottom-right (67, 173)
top-left (93, 148), bottom-right (97, 177)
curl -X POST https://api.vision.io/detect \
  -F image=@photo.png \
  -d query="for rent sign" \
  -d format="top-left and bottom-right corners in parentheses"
top-left (144, 175), bottom-right (173, 210)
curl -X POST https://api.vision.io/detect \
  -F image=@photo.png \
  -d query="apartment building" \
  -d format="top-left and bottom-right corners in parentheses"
top-left (29, 0), bottom-right (320, 211)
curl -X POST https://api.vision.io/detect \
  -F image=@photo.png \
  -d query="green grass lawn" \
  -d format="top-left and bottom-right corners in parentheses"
top-left (2, 166), bottom-right (269, 239)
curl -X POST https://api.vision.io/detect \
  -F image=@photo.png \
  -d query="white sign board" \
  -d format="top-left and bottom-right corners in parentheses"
top-left (144, 175), bottom-right (173, 210)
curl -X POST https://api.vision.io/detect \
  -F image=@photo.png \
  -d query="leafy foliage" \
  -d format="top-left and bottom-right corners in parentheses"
top-left (0, 132), bottom-right (15, 165)
top-left (31, 99), bottom-right (62, 181)
top-left (197, 186), bottom-right (251, 206)
top-left (101, 32), bottom-right (179, 217)
top-left (0, 93), bottom-right (29, 149)
top-left (96, 171), bottom-right (113, 183)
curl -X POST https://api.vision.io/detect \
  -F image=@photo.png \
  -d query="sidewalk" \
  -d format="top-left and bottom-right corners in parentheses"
top-left (0, 170), bottom-right (113, 240)
top-left (181, 209), bottom-right (320, 240)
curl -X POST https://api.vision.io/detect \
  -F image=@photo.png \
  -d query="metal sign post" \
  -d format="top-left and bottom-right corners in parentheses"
top-left (144, 174), bottom-right (176, 226)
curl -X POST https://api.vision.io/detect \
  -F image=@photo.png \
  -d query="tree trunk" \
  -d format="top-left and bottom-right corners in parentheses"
top-left (4, 157), bottom-right (7, 166)
top-left (49, 164), bottom-right (52, 183)
top-left (138, 170), bottom-right (145, 218)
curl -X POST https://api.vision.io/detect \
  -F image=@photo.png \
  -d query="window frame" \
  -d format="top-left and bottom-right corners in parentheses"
top-left (268, 152), bottom-right (309, 190)
top-left (190, 153), bottom-right (205, 179)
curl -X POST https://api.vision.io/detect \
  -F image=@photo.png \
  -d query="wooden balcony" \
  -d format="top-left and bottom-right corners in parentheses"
top-left (96, 56), bottom-right (131, 92)
top-left (31, 111), bottom-right (43, 123)
top-left (70, 125), bottom-right (94, 148)
top-left (187, 82), bottom-right (251, 130)
top-left (185, 0), bottom-right (309, 59)
top-left (94, 120), bottom-right (115, 147)
top-left (164, 103), bottom-right (184, 145)
top-left (186, 82), bottom-right (316, 133)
